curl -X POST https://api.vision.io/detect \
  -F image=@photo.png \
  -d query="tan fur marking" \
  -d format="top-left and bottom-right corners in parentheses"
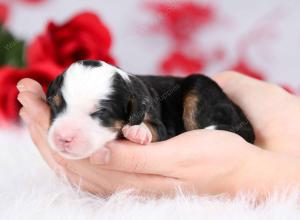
top-left (183, 93), bottom-right (199, 130)
top-left (143, 121), bottom-right (158, 142)
top-left (113, 120), bottom-right (124, 131)
top-left (53, 94), bottom-right (61, 107)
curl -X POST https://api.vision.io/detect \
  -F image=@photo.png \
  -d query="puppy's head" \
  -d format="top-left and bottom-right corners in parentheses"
top-left (46, 60), bottom-right (131, 159)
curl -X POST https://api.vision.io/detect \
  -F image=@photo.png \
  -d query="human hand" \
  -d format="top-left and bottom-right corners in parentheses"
top-left (213, 72), bottom-right (300, 155)
top-left (16, 82), bottom-right (262, 196)
top-left (90, 131), bottom-right (300, 197)
top-left (17, 71), bottom-right (300, 197)
top-left (17, 77), bottom-right (258, 196)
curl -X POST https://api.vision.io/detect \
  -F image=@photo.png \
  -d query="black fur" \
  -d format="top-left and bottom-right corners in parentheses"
top-left (46, 73), bottom-right (66, 123)
top-left (134, 74), bottom-right (255, 143)
top-left (79, 60), bottom-right (102, 67)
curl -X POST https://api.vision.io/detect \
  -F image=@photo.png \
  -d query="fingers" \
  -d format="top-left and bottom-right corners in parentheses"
top-left (17, 78), bottom-right (46, 100)
top-left (90, 129), bottom-right (245, 177)
top-left (22, 111), bottom-right (59, 169)
top-left (17, 79), bottom-right (54, 171)
top-left (90, 131), bottom-right (204, 176)
top-left (89, 140), bottom-right (172, 175)
top-left (17, 78), bottom-right (50, 131)
top-left (17, 79), bottom-right (85, 184)
top-left (89, 147), bottom-right (111, 165)
top-left (212, 71), bottom-right (288, 108)
top-left (57, 153), bottom-right (181, 196)
top-left (18, 91), bottom-right (50, 131)
top-left (64, 170), bottom-right (108, 196)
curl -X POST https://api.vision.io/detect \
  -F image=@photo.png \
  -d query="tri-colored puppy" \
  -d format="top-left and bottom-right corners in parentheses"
top-left (46, 60), bottom-right (255, 159)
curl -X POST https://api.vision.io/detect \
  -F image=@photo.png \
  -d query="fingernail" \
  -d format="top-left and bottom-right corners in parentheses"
top-left (16, 83), bottom-right (26, 92)
top-left (19, 109), bottom-right (31, 124)
top-left (91, 147), bottom-right (110, 165)
top-left (122, 125), bottom-right (129, 130)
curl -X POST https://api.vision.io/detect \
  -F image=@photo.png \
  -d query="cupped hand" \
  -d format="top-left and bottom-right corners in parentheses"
top-left (17, 79), bottom-right (255, 196)
top-left (17, 79), bottom-right (180, 196)
top-left (17, 71), bottom-right (300, 197)
top-left (213, 72), bottom-right (300, 154)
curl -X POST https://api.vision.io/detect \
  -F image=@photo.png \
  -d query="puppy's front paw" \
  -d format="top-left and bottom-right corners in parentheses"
top-left (122, 123), bottom-right (152, 145)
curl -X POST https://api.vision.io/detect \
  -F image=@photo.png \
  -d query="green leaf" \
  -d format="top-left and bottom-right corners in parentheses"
top-left (0, 25), bottom-right (25, 67)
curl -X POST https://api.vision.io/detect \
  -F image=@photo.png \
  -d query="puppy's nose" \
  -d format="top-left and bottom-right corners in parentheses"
top-left (53, 133), bottom-right (75, 151)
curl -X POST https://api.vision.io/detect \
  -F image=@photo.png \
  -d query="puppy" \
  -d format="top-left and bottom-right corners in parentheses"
top-left (46, 60), bottom-right (255, 159)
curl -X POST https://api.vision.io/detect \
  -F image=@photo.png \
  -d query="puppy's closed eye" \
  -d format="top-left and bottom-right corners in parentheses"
top-left (90, 108), bottom-right (110, 119)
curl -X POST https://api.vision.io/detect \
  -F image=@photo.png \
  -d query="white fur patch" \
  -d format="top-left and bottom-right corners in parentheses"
top-left (204, 125), bottom-right (217, 130)
top-left (62, 62), bottom-right (115, 113)
top-left (62, 61), bottom-right (131, 113)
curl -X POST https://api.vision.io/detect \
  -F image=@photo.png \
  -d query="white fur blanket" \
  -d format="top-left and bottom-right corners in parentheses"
top-left (1, 128), bottom-right (300, 220)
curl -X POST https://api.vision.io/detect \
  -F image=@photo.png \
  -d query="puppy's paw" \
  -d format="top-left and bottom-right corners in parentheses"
top-left (122, 123), bottom-right (152, 145)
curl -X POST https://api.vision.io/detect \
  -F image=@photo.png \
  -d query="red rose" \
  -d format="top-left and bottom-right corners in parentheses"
top-left (0, 62), bottom-right (62, 123)
top-left (27, 12), bottom-right (115, 68)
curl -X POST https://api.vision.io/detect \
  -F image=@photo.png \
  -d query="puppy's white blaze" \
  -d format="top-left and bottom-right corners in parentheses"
top-left (204, 125), bottom-right (217, 130)
top-left (62, 62), bottom-right (115, 113)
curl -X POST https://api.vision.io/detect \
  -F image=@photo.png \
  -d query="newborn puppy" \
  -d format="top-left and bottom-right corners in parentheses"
top-left (47, 60), bottom-right (255, 159)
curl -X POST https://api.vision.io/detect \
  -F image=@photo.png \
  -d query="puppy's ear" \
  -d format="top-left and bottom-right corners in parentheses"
top-left (127, 94), bottom-right (150, 125)
top-left (126, 78), bottom-right (151, 125)
top-left (46, 73), bottom-right (64, 103)
top-left (46, 73), bottom-right (65, 121)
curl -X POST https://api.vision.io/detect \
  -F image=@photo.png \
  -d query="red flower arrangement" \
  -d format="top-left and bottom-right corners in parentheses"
top-left (27, 12), bottom-right (115, 69)
top-left (0, 11), bottom-right (115, 124)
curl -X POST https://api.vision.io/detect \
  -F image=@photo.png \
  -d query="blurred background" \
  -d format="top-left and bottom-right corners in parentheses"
top-left (0, 0), bottom-right (300, 124)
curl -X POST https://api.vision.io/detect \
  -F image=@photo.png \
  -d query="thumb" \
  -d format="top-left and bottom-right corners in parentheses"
top-left (89, 137), bottom-right (183, 176)
top-left (89, 130), bottom-right (214, 176)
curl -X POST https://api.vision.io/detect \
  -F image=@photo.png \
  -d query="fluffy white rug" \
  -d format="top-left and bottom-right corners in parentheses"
top-left (1, 128), bottom-right (300, 220)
